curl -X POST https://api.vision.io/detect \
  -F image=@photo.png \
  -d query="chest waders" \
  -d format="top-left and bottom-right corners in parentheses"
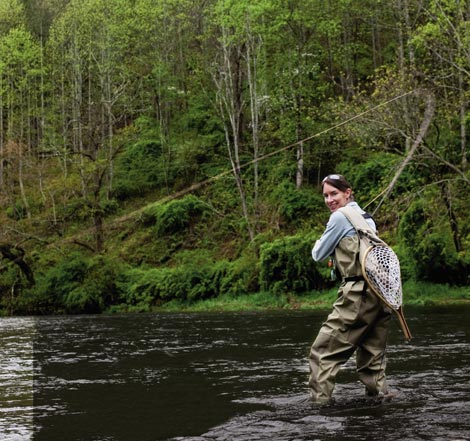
top-left (308, 233), bottom-right (392, 402)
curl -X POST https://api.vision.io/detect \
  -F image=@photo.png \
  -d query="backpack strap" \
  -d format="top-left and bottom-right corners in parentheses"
top-left (339, 206), bottom-right (376, 295)
top-left (338, 205), bottom-right (387, 250)
top-left (338, 206), bottom-right (376, 235)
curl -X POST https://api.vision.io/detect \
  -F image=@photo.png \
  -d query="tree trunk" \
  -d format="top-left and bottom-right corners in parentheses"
top-left (375, 91), bottom-right (435, 211)
top-left (296, 139), bottom-right (304, 189)
top-left (245, 29), bottom-right (262, 219)
top-left (0, 85), bottom-right (3, 188)
top-left (214, 26), bottom-right (255, 241)
top-left (395, 0), bottom-right (413, 151)
top-left (458, 65), bottom-right (467, 170)
top-left (0, 244), bottom-right (35, 287)
top-left (439, 181), bottom-right (462, 252)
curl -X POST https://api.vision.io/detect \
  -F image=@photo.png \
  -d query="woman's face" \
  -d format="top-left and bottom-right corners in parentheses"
top-left (322, 182), bottom-right (352, 212)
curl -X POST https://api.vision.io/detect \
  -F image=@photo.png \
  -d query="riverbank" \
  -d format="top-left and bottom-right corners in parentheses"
top-left (151, 281), bottom-right (470, 313)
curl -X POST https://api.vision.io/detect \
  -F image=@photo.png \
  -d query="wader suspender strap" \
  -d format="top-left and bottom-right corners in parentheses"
top-left (339, 206), bottom-right (377, 297)
top-left (338, 206), bottom-right (376, 235)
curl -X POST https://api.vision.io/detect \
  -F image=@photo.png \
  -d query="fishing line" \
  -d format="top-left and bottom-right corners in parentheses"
top-left (154, 90), bottom-right (414, 205)
top-left (116, 89), bottom-right (415, 223)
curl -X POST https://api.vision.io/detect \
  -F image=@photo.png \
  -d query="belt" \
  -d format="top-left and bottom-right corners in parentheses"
top-left (343, 275), bottom-right (368, 296)
top-left (343, 275), bottom-right (365, 282)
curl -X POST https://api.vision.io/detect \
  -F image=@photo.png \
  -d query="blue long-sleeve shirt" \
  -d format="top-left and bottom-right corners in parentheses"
top-left (312, 202), bottom-right (376, 261)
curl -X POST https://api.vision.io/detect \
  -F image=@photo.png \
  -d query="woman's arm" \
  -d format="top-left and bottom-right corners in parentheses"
top-left (312, 211), bottom-right (354, 261)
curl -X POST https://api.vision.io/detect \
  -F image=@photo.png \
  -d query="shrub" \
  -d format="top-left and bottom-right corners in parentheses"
top-left (6, 201), bottom-right (27, 220)
top-left (140, 195), bottom-right (210, 235)
top-left (339, 152), bottom-right (420, 205)
top-left (112, 117), bottom-right (167, 199)
top-left (117, 263), bottom-right (220, 309)
top-left (269, 180), bottom-right (324, 226)
top-left (62, 255), bottom-right (125, 313)
top-left (218, 253), bottom-right (260, 296)
top-left (0, 265), bottom-right (30, 314)
top-left (31, 253), bottom-right (125, 314)
top-left (116, 252), bottom-right (263, 310)
top-left (399, 200), bottom-right (470, 285)
top-left (259, 232), bottom-right (329, 295)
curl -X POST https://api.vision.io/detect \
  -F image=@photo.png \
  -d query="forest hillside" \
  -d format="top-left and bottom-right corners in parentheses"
top-left (1, 0), bottom-right (469, 315)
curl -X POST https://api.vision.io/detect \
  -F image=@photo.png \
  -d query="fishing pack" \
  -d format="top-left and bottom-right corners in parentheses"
top-left (339, 206), bottom-right (412, 340)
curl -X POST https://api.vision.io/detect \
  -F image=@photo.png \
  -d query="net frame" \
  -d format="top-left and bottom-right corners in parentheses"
top-left (362, 245), bottom-right (402, 310)
top-left (362, 245), bottom-right (412, 341)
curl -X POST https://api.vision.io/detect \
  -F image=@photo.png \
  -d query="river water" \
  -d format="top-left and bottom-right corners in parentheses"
top-left (0, 306), bottom-right (469, 441)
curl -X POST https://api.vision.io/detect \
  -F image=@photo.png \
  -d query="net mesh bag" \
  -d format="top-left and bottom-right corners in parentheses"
top-left (363, 245), bottom-right (402, 310)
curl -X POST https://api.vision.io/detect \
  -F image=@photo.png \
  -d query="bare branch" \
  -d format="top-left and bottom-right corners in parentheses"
top-left (373, 91), bottom-right (436, 214)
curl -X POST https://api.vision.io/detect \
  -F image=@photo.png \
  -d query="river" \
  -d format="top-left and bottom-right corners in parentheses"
top-left (0, 306), bottom-right (469, 440)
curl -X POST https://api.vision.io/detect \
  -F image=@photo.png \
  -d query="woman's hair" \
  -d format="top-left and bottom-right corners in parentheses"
top-left (321, 174), bottom-right (354, 199)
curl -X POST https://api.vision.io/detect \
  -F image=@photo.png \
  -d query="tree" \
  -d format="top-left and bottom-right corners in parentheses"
top-left (210, 0), bottom-right (274, 241)
top-left (412, 0), bottom-right (470, 171)
top-left (0, 0), bottom-right (25, 36)
top-left (46, 0), bottom-right (136, 251)
top-left (0, 27), bottom-right (43, 217)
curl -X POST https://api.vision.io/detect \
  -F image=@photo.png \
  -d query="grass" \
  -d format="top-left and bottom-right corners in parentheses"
top-left (156, 290), bottom-right (338, 313)
top-left (402, 280), bottom-right (470, 306)
top-left (151, 281), bottom-right (470, 313)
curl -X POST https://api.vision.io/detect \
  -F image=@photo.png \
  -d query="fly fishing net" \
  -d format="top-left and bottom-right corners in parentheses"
top-left (362, 245), bottom-right (402, 310)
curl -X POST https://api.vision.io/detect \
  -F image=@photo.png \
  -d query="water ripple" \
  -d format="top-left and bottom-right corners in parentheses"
top-left (1, 307), bottom-right (470, 441)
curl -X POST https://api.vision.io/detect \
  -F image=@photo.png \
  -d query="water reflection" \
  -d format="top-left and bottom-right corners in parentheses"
top-left (0, 306), bottom-right (469, 440)
top-left (0, 317), bottom-right (34, 441)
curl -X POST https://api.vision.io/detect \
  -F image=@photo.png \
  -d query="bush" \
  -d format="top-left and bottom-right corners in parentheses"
top-left (115, 251), bottom-right (262, 310)
top-left (339, 152), bottom-right (420, 206)
top-left (140, 195), bottom-right (210, 235)
top-left (218, 253), bottom-right (260, 296)
top-left (6, 201), bottom-right (27, 220)
top-left (269, 180), bottom-right (324, 226)
top-left (64, 255), bottom-right (125, 313)
top-left (393, 243), bottom-right (416, 282)
top-left (112, 117), bottom-right (167, 199)
top-left (399, 200), bottom-right (470, 285)
top-left (259, 232), bottom-right (329, 295)
top-left (31, 253), bottom-right (125, 314)
top-left (0, 265), bottom-right (30, 314)
top-left (118, 263), bottom-right (222, 309)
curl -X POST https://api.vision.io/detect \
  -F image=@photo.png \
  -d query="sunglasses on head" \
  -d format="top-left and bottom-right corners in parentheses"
top-left (322, 174), bottom-right (343, 184)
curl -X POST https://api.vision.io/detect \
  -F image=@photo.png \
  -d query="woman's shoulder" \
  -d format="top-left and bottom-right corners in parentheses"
top-left (340, 202), bottom-right (377, 232)
top-left (327, 210), bottom-right (351, 227)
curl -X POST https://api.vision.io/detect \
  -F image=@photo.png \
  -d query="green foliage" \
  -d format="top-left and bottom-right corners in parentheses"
top-left (0, 265), bottom-right (26, 313)
top-left (269, 180), bottom-right (324, 227)
top-left (34, 252), bottom-right (87, 307)
top-left (259, 232), bottom-right (329, 295)
top-left (140, 195), bottom-right (210, 236)
top-left (113, 118), bottom-right (166, 199)
top-left (0, 0), bottom-right (25, 35)
top-left (403, 280), bottom-right (470, 306)
top-left (6, 201), bottom-right (27, 220)
top-left (339, 152), bottom-right (420, 206)
top-left (114, 251), bottom-right (261, 311)
top-left (30, 253), bottom-right (125, 314)
top-left (117, 263), bottom-right (220, 310)
top-left (218, 252), bottom-right (260, 296)
top-left (399, 200), bottom-right (470, 285)
top-left (392, 242), bottom-right (416, 282)
top-left (1, 0), bottom-right (470, 315)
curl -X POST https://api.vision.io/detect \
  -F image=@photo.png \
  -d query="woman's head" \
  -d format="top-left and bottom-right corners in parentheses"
top-left (321, 174), bottom-right (354, 212)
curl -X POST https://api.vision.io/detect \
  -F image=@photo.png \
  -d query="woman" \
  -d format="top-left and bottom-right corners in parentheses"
top-left (309, 174), bottom-right (391, 403)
